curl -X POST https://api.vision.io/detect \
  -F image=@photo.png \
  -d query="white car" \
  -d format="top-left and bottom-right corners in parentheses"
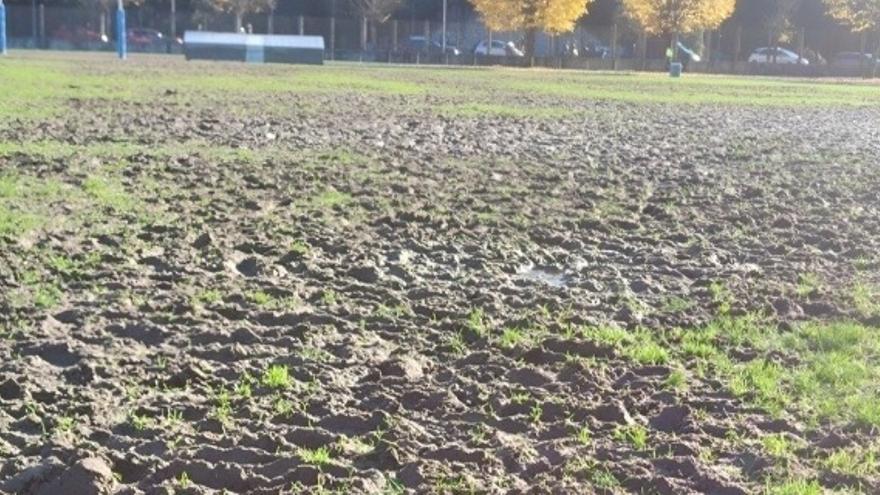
top-left (748, 47), bottom-right (809, 65)
top-left (474, 40), bottom-right (524, 57)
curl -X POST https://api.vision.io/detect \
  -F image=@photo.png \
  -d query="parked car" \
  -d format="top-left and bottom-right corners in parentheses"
top-left (53, 26), bottom-right (108, 45)
top-left (748, 47), bottom-right (809, 65)
top-left (127, 28), bottom-right (164, 47)
top-left (402, 36), bottom-right (460, 56)
top-left (474, 40), bottom-right (524, 57)
top-left (831, 52), bottom-right (879, 70)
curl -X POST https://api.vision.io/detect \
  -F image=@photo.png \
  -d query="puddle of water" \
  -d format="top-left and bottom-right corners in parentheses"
top-left (516, 264), bottom-right (569, 288)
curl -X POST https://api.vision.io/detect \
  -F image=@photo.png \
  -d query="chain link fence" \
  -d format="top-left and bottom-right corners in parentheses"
top-left (4, 4), bottom-right (878, 77)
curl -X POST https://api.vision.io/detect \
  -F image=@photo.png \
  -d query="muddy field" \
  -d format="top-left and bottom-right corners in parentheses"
top-left (1, 52), bottom-right (880, 494)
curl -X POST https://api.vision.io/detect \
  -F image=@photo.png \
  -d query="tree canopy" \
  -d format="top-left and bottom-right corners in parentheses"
top-left (469, 0), bottom-right (593, 34)
top-left (823, 0), bottom-right (880, 32)
top-left (620, 0), bottom-right (736, 35)
top-left (351, 0), bottom-right (403, 23)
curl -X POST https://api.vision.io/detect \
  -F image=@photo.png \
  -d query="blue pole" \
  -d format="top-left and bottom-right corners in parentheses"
top-left (0, 0), bottom-right (7, 56)
top-left (116, 3), bottom-right (126, 59)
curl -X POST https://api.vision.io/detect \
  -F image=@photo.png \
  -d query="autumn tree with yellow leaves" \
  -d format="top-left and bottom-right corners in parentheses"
top-left (823, 0), bottom-right (880, 33)
top-left (621, 0), bottom-right (735, 54)
top-left (469, 0), bottom-right (594, 58)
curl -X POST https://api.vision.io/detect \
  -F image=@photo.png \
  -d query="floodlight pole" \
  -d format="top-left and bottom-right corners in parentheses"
top-left (0, 0), bottom-right (6, 56)
top-left (116, 0), bottom-right (126, 59)
top-left (441, 0), bottom-right (447, 52)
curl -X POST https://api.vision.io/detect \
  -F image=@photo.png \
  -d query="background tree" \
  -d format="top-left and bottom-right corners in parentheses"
top-left (765, 0), bottom-right (802, 61)
top-left (351, 0), bottom-right (402, 23)
top-left (351, 0), bottom-right (403, 47)
top-left (469, 0), bottom-right (594, 58)
top-left (209, 0), bottom-right (275, 32)
top-left (621, 0), bottom-right (735, 54)
top-left (823, 0), bottom-right (880, 73)
top-left (82, 0), bottom-right (143, 40)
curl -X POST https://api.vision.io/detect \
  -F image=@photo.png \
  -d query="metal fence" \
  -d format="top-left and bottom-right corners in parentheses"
top-left (4, 4), bottom-right (878, 77)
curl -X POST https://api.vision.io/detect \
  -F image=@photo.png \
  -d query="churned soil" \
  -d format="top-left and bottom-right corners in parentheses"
top-left (1, 56), bottom-right (879, 494)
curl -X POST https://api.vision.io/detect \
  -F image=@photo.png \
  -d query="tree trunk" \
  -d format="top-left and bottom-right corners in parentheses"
top-left (267, 8), bottom-right (274, 34)
top-left (873, 31), bottom-right (879, 79)
top-left (524, 27), bottom-right (537, 65)
top-left (860, 31), bottom-right (867, 77)
top-left (100, 11), bottom-right (107, 40)
top-left (234, 12), bottom-right (242, 33)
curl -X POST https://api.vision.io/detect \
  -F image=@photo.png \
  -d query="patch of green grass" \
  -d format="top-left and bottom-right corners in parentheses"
top-left (82, 175), bottom-right (134, 211)
top-left (730, 360), bottom-right (787, 414)
top-left (764, 479), bottom-right (822, 495)
top-left (709, 281), bottom-right (733, 314)
top-left (625, 330), bottom-right (669, 365)
top-left (193, 288), bottom-right (223, 305)
top-left (663, 368), bottom-right (688, 391)
top-left (822, 446), bottom-right (879, 477)
top-left (662, 296), bottom-right (695, 313)
top-left (851, 281), bottom-right (879, 316)
top-left (261, 364), bottom-right (292, 390)
top-left (235, 373), bottom-right (254, 399)
top-left (375, 303), bottom-right (411, 319)
top-left (581, 325), bottom-right (632, 347)
top-left (299, 446), bottom-right (332, 466)
top-left (575, 425), bottom-right (591, 446)
top-left (289, 240), bottom-right (310, 256)
top-left (54, 415), bottom-right (76, 434)
top-left (176, 471), bottom-right (191, 489)
top-left (762, 433), bottom-right (796, 459)
top-left (498, 327), bottom-right (529, 349)
top-left (796, 273), bottom-right (822, 297)
top-left (0, 206), bottom-right (46, 236)
top-left (613, 424), bottom-right (649, 450)
top-left (246, 290), bottom-right (300, 310)
top-left (211, 388), bottom-right (234, 426)
top-left (273, 397), bottom-right (295, 417)
top-left (309, 189), bottom-right (352, 210)
top-left (465, 308), bottom-right (488, 337)
top-left (589, 467), bottom-right (620, 489)
top-left (33, 283), bottom-right (63, 309)
top-left (129, 412), bottom-right (152, 431)
top-left (321, 289), bottom-right (337, 306)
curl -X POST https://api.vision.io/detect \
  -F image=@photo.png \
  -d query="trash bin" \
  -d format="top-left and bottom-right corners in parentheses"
top-left (669, 62), bottom-right (682, 78)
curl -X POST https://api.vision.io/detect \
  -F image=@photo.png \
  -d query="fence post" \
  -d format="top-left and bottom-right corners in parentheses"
top-left (31, 0), bottom-right (37, 45)
top-left (169, 0), bottom-right (176, 50)
top-left (733, 25), bottom-right (742, 71)
top-left (38, 3), bottom-right (44, 47)
top-left (638, 29), bottom-right (646, 71)
top-left (797, 27), bottom-right (805, 64)
top-left (116, 0), bottom-right (126, 59)
top-left (360, 16), bottom-right (367, 61)
top-left (859, 31), bottom-right (867, 75)
top-left (611, 23), bottom-right (618, 70)
top-left (329, 16), bottom-right (335, 60)
top-left (705, 30), bottom-right (712, 70)
top-left (487, 29), bottom-right (492, 64)
top-left (298, 15), bottom-right (304, 35)
top-left (0, 0), bottom-right (6, 56)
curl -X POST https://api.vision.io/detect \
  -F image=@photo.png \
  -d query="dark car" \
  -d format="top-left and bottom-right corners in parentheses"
top-left (402, 36), bottom-right (460, 56)
top-left (831, 52), bottom-right (879, 71)
top-left (53, 25), bottom-right (108, 46)
top-left (127, 28), bottom-right (164, 47)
